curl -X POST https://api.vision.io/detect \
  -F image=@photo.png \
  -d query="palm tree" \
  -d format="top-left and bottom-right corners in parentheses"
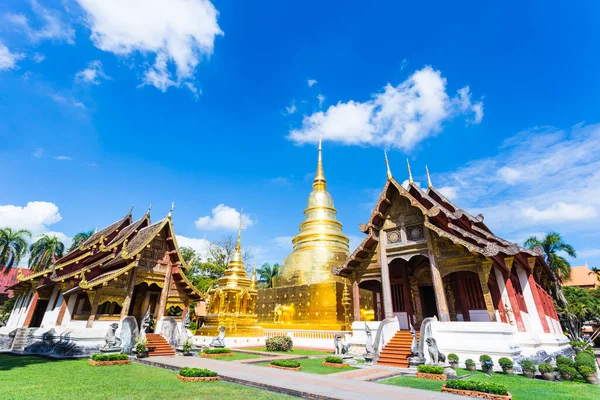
top-left (525, 232), bottom-right (578, 339)
top-left (68, 229), bottom-right (94, 252)
top-left (28, 234), bottom-right (65, 273)
top-left (257, 263), bottom-right (280, 288)
top-left (0, 228), bottom-right (31, 273)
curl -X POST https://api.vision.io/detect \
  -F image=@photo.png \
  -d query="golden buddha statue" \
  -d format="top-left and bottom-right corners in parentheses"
top-left (196, 220), bottom-right (263, 337)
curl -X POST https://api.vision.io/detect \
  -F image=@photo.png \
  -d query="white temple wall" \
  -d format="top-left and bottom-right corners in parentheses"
top-left (62, 294), bottom-right (77, 327)
top-left (5, 293), bottom-right (25, 329)
top-left (16, 289), bottom-right (35, 327)
top-left (40, 287), bottom-right (61, 328)
top-left (516, 266), bottom-right (544, 334)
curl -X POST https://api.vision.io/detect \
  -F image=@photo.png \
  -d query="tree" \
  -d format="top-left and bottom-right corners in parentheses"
top-left (207, 234), bottom-right (252, 270)
top-left (0, 228), bottom-right (31, 273)
top-left (28, 234), bottom-right (65, 272)
top-left (68, 230), bottom-right (94, 252)
top-left (525, 232), bottom-right (578, 339)
top-left (563, 286), bottom-right (600, 343)
top-left (257, 263), bottom-right (280, 288)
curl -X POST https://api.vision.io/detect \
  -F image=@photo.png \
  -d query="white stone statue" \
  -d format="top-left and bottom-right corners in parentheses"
top-left (210, 326), bottom-right (226, 348)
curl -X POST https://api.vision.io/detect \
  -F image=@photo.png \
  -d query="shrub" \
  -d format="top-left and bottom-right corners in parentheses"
top-left (520, 359), bottom-right (536, 372)
top-left (265, 335), bottom-right (293, 352)
top-left (445, 380), bottom-right (508, 396)
top-left (203, 348), bottom-right (231, 354)
top-left (465, 359), bottom-right (475, 368)
top-left (325, 356), bottom-right (344, 364)
top-left (498, 357), bottom-right (513, 371)
top-left (578, 365), bottom-right (596, 378)
top-left (270, 359), bottom-right (300, 368)
top-left (570, 340), bottom-right (587, 348)
top-left (135, 337), bottom-right (147, 354)
top-left (556, 356), bottom-right (574, 369)
top-left (538, 363), bottom-right (553, 374)
top-left (574, 351), bottom-right (596, 371)
top-left (447, 353), bottom-right (459, 363)
top-left (179, 367), bottom-right (217, 378)
top-left (557, 365), bottom-right (578, 380)
top-left (188, 321), bottom-right (198, 331)
top-left (182, 339), bottom-right (193, 353)
top-left (479, 354), bottom-right (493, 364)
top-left (91, 353), bottom-right (129, 362)
top-left (417, 365), bottom-right (444, 374)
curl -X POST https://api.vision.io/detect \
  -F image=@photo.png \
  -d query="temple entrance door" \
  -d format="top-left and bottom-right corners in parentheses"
top-left (29, 299), bottom-right (49, 328)
top-left (419, 286), bottom-right (437, 319)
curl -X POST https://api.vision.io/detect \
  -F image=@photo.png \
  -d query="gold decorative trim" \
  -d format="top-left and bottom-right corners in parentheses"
top-left (80, 261), bottom-right (138, 289)
top-left (504, 257), bottom-right (514, 272)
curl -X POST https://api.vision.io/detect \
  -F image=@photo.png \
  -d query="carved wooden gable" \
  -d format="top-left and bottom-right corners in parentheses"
top-left (383, 192), bottom-right (425, 245)
top-left (139, 235), bottom-right (169, 274)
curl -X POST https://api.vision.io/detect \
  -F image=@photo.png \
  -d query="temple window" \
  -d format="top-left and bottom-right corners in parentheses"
top-left (97, 301), bottom-right (123, 316)
top-left (73, 293), bottom-right (91, 316)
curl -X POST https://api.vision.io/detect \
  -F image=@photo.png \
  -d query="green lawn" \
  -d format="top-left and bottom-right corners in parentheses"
top-left (221, 352), bottom-right (263, 361)
top-left (0, 355), bottom-right (288, 400)
top-left (381, 368), bottom-right (600, 400)
top-left (255, 358), bottom-right (357, 374)
top-left (244, 347), bottom-right (330, 356)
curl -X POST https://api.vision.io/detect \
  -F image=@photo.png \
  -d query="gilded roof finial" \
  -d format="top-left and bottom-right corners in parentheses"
top-left (168, 202), bottom-right (174, 218)
top-left (128, 204), bottom-right (135, 215)
top-left (146, 202), bottom-right (152, 215)
top-left (384, 150), bottom-right (393, 180)
top-left (251, 263), bottom-right (257, 289)
top-left (17, 266), bottom-right (24, 280)
top-left (406, 158), bottom-right (414, 185)
top-left (79, 270), bottom-right (87, 286)
top-left (313, 136), bottom-right (327, 190)
top-left (426, 165), bottom-right (433, 189)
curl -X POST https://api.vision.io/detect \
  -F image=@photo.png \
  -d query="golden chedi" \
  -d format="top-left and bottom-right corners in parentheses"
top-left (257, 140), bottom-right (373, 330)
top-left (196, 222), bottom-right (263, 337)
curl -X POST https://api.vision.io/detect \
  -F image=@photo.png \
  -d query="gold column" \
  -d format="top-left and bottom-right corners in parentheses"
top-left (425, 229), bottom-right (450, 322)
top-left (379, 231), bottom-right (394, 319)
top-left (477, 258), bottom-right (496, 322)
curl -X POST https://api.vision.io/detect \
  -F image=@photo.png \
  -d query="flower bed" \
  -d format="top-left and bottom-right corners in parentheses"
top-left (178, 367), bottom-right (220, 382)
top-left (416, 365), bottom-right (446, 380)
top-left (442, 381), bottom-right (511, 400)
top-left (269, 359), bottom-right (301, 371)
top-left (201, 348), bottom-right (234, 358)
top-left (88, 353), bottom-right (130, 366)
top-left (322, 356), bottom-right (349, 368)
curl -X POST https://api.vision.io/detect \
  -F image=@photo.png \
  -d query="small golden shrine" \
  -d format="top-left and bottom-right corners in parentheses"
top-left (196, 220), bottom-right (263, 337)
top-left (257, 140), bottom-right (374, 330)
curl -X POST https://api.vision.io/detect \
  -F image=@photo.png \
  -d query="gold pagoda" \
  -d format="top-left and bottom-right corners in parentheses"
top-left (196, 221), bottom-right (263, 337)
top-left (257, 140), bottom-right (373, 330)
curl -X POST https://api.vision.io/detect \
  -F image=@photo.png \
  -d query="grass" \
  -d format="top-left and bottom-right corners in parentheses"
top-left (255, 358), bottom-right (357, 374)
top-left (221, 352), bottom-right (262, 362)
top-left (244, 347), bottom-right (330, 356)
top-left (0, 354), bottom-right (288, 400)
top-left (382, 368), bottom-right (600, 400)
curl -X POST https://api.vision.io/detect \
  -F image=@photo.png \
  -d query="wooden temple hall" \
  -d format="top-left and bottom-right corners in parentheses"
top-left (333, 159), bottom-right (561, 337)
top-left (5, 206), bottom-right (203, 332)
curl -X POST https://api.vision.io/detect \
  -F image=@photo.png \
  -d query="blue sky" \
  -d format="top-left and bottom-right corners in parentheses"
top-left (1, 1), bottom-right (599, 269)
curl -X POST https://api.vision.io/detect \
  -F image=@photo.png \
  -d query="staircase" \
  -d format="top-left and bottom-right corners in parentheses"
top-left (146, 333), bottom-right (175, 357)
top-left (377, 330), bottom-right (418, 368)
top-left (11, 328), bottom-right (32, 352)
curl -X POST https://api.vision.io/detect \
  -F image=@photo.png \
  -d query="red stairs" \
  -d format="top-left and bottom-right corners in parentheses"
top-left (377, 330), bottom-right (418, 368)
top-left (146, 333), bottom-right (175, 357)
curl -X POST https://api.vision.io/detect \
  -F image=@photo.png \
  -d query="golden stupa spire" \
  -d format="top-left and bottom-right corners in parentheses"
top-left (406, 158), bottom-right (414, 185)
top-left (235, 210), bottom-right (243, 253)
top-left (426, 165), bottom-right (433, 188)
top-left (313, 136), bottom-right (327, 190)
top-left (384, 150), bottom-right (393, 180)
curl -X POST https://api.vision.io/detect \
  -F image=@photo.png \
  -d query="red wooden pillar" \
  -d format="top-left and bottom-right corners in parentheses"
top-left (504, 274), bottom-right (526, 332)
top-left (527, 270), bottom-right (550, 333)
top-left (23, 291), bottom-right (39, 327)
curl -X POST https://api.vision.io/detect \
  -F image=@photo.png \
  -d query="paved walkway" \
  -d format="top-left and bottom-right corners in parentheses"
top-left (137, 356), bottom-right (461, 400)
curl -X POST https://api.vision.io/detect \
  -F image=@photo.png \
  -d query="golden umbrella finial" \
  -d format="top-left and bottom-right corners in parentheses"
top-left (426, 165), bottom-right (433, 189)
top-left (236, 209), bottom-right (243, 252)
top-left (384, 150), bottom-right (393, 180)
top-left (313, 136), bottom-right (327, 190)
top-left (406, 158), bottom-right (414, 185)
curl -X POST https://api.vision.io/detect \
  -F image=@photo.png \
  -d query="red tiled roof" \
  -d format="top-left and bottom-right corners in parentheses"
top-left (0, 267), bottom-right (32, 296)
top-left (563, 266), bottom-right (599, 289)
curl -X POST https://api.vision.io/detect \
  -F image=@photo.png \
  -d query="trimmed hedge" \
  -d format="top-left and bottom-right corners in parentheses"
top-left (578, 365), bottom-right (596, 378)
top-left (445, 380), bottom-right (508, 396)
top-left (557, 365), bottom-right (578, 380)
top-left (90, 353), bottom-right (129, 362)
top-left (203, 348), bottom-right (232, 354)
top-left (417, 365), bottom-right (444, 374)
top-left (520, 359), bottom-right (536, 372)
top-left (447, 353), bottom-right (459, 363)
top-left (465, 359), bottom-right (475, 368)
top-left (325, 356), bottom-right (344, 364)
top-left (179, 367), bottom-right (217, 378)
top-left (498, 357), bottom-right (513, 371)
top-left (270, 359), bottom-right (300, 368)
top-left (479, 354), bottom-right (493, 364)
top-left (265, 336), bottom-right (293, 352)
top-left (556, 356), bottom-right (574, 368)
top-left (538, 363), bottom-right (553, 374)
top-left (574, 351), bottom-right (596, 371)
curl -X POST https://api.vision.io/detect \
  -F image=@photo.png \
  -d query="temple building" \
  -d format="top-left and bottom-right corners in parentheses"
top-left (196, 221), bottom-right (263, 338)
top-left (333, 157), bottom-right (568, 367)
top-left (1, 206), bottom-right (203, 355)
top-left (257, 141), bottom-right (374, 332)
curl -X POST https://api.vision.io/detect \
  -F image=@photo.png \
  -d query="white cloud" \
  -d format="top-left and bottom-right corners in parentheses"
top-left (0, 201), bottom-right (62, 235)
top-left (437, 186), bottom-right (459, 200)
top-left (288, 66), bottom-right (483, 150)
top-left (0, 40), bottom-right (24, 70)
top-left (307, 79), bottom-right (317, 87)
top-left (31, 52), bottom-right (45, 63)
top-left (285, 103), bottom-right (297, 115)
top-left (497, 166), bottom-right (522, 184)
top-left (50, 93), bottom-right (86, 109)
top-left (273, 236), bottom-right (293, 250)
top-left (317, 93), bottom-right (325, 108)
top-left (176, 235), bottom-right (211, 260)
top-left (75, 60), bottom-right (109, 84)
top-left (54, 155), bottom-right (72, 161)
top-left (33, 148), bottom-right (44, 158)
top-left (76, 0), bottom-right (223, 92)
top-left (5, 1), bottom-right (75, 44)
top-left (195, 204), bottom-right (254, 231)
top-left (266, 177), bottom-right (292, 187)
top-left (400, 58), bottom-right (408, 70)
top-left (521, 202), bottom-right (596, 223)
